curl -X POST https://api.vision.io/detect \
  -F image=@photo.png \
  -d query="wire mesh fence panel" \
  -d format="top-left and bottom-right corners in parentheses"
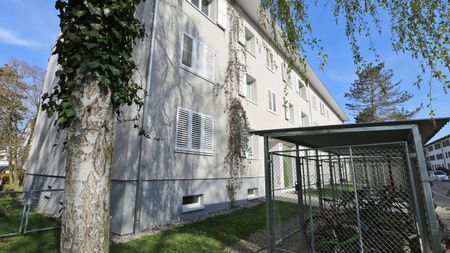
top-left (271, 150), bottom-right (305, 252)
top-left (267, 142), bottom-right (423, 253)
top-left (23, 189), bottom-right (63, 234)
top-left (0, 191), bottom-right (26, 237)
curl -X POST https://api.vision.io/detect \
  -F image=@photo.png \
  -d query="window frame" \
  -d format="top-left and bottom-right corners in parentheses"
top-left (181, 194), bottom-right (205, 213)
top-left (267, 89), bottom-right (277, 114)
top-left (180, 32), bottom-right (216, 83)
top-left (245, 74), bottom-right (257, 104)
top-left (186, 0), bottom-right (217, 23)
top-left (175, 107), bottom-right (214, 155)
top-left (245, 27), bottom-right (256, 57)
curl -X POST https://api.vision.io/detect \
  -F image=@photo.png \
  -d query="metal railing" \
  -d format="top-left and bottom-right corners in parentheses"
top-left (0, 189), bottom-right (63, 238)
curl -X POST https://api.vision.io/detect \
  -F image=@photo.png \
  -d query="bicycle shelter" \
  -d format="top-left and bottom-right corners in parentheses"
top-left (252, 118), bottom-right (449, 253)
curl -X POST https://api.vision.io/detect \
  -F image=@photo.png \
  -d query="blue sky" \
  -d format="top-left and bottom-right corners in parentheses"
top-left (0, 0), bottom-right (448, 141)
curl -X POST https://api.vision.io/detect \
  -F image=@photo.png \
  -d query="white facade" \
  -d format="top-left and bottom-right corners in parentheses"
top-left (25, 0), bottom-right (347, 235)
top-left (424, 134), bottom-right (450, 170)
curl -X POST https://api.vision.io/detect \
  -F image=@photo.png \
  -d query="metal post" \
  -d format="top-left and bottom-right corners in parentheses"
top-left (315, 150), bottom-right (323, 210)
top-left (264, 136), bottom-right (274, 253)
top-left (403, 142), bottom-right (427, 253)
top-left (305, 150), bottom-right (315, 253)
top-left (411, 126), bottom-right (441, 252)
top-left (349, 147), bottom-right (364, 253)
top-left (19, 191), bottom-right (30, 235)
top-left (295, 145), bottom-right (305, 241)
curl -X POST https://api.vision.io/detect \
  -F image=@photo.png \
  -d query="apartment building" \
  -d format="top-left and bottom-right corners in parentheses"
top-left (24, 0), bottom-right (347, 235)
top-left (424, 133), bottom-right (450, 171)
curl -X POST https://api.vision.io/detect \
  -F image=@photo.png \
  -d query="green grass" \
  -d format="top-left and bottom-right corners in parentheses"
top-left (305, 183), bottom-right (354, 200)
top-left (0, 201), bottom-right (297, 253)
top-left (0, 196), bottom-right (60, 253)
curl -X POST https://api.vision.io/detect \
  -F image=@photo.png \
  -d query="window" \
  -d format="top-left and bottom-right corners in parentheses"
top-left (281, 62), bottom-right (288, 82)
top-left (175, 108), bottom-right (214, 154)
top-left (311, 94), bottom-right (318, 110)
top-left (320, 102), bottom-right (325, 115)
top-left (182, 194), bottom-right (204, 213)
top-left (428, 146), bottom-right (434, 152)
top-left (443, 140), bottom-right (450, 147)
top-left (301, 112), bottom-right (309, 127)
top-left (246, 75), bottom-right (257, 103)
top-left (180, 33), bottom-right (216, 81)
top-left (268, 89), bottom-right (276, 113)
top-left (216, 0), bottom-right (227, 29)
top-left (265, 48), bottom-right (275, 71)
top-left (188, 0), bottom-right (216, 20)
top-left (245, 28), bottom-right (256, 55)
top-left (245, 135), bottom-right (258, 159)
top-left (247, 188), bottom-right (258, 200)
top-left (297, 78), bottom-right (307, 100)
top-left (285, 102), bottom-right (294, 123)
top-left (430, 155), bottom-right (436, 161)
top-left (437, 154), bottom-right (443, 160)
top-left (435, 143), bottom-right (441, 149)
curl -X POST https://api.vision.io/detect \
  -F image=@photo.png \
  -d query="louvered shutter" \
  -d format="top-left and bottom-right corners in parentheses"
top-left (281, 62), bottom-right (287, 82)
top-left (204, 46), bottom-right (215, 81)
top-left (272, 92), bottom-right (276, 112)
top-left (239, 66), bottom-right (247, 97)
top-left (238, 18), bottom-right (245, 45)
top-left (217, 0), bottom-right (228, 30)
top-left (294, 75), bottom-right (300, 93)
top-left (176, 108), bottom-right (190, 150)
top-left (191, 113), bottom-right (202, 150)
top-left (203, 116), bottom-right (214, 153)
top-left (181, 34), bottom-right (193, 68)
top-left (285, 104), bottom-right (290, 120)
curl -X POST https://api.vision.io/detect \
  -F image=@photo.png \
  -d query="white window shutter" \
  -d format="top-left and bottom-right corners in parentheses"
top-left (282, 62), bottom-right (287, 82)
top-left (205, 47), bottom-right (215, 81)
top-left (203, 116), bottom-right (214, 153)
top-left (295, 75), bottom-right (300, 93)
top-left (216, 0), bottom-right (228, 30)
top-left (191, 113), bottom-right (202, 150)
top-left (239, 67), bottom-right (247, 97)
top-left (285, 105), bottom-right (290, 120)
top-left (238, 18), bottom-right (245, 45)
top-left (181, 34), bottom-right (193, 68)
top-left (176, 108), bottom-right (190, 149)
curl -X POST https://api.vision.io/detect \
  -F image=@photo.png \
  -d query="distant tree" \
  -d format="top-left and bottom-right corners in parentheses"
top-left (345, 62), bottom-right (420, 123)
top-left (0, 58), bottom-right (45, 190)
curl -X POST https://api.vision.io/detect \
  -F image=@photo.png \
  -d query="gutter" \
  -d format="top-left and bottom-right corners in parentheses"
top-left (133, 0), bottom-right (158, 234)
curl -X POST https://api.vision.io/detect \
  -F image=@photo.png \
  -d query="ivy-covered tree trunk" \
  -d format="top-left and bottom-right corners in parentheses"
top-left (60, 79), bottom-right (113, 253)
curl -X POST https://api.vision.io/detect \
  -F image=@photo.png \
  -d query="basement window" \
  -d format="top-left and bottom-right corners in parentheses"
top-left (247, 188), bottom-right (258, 200)
top-left (182, 194), bottom-right (204, 213)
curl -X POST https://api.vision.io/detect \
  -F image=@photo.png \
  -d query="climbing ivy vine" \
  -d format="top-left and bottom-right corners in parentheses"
top-left (214, 0), bottom-right (250, 207)
top-left (42, 0), bottom-right (145, 128)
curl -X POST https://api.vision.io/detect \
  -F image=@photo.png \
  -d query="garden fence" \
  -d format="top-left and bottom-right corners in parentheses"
top-left (0, 189), bottom-right (63, 238)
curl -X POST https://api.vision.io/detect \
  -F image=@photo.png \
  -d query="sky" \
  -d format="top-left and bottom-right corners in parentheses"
top-left (0, 0), bottom-right (448, 142)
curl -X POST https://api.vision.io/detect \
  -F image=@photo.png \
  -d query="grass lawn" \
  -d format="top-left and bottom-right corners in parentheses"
top-left (0, 201), bottom-right (297, 253)
top-left (304, 183), bottom-right (354, 200)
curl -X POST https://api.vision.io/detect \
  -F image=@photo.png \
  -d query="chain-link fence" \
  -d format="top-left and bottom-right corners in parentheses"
top-left (0, 189), bottom-right (63, 238)
top-left (268, 142), bottom-right (423, 252)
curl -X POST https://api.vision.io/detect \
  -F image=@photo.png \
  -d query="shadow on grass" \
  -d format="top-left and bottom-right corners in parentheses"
top-left (0, 202), bottom-right (298, 253)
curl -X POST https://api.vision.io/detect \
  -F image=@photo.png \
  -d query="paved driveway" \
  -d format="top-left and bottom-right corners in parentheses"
top-left (431, 181), bottom-right (450, 231)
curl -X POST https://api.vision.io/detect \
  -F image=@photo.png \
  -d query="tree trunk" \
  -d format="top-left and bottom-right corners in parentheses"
top-left (60, 79), bottom-right (113, 253)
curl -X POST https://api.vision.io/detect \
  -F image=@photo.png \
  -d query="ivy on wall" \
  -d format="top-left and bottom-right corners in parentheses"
top-left (214, 0), bottom-right (251, 207)
top-left (42, 0), bottom-right (145, 129)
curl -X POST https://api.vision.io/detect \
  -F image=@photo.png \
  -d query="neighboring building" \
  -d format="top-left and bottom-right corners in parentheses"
top-left (424, 133), bottom-right (450, 171)
top-left (25, 0), bottom-right (348, 235)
